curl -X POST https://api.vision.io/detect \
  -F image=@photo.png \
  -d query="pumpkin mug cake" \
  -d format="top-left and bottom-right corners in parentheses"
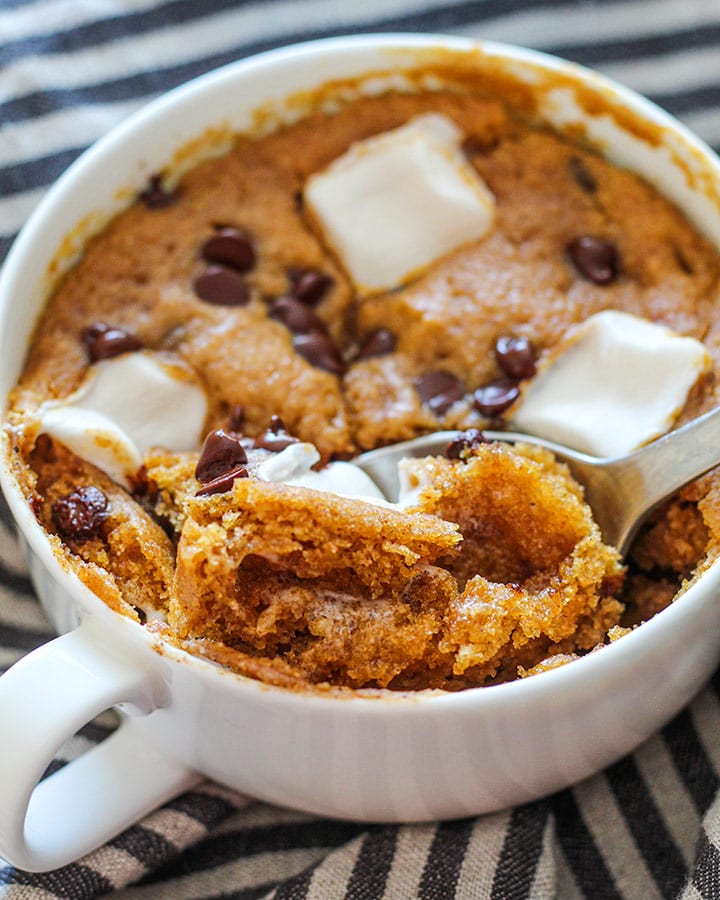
top-left (5, 67), bottom-right (720, 693)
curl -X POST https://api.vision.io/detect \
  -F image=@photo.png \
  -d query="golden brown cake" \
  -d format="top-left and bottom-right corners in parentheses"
top-left (171, 478), bottom-right (459, 687)
top-left (403, 444), bottom-right (624, 681)
top-left (26, 436), bottom-right (176, 619)
top-left (5, 81), bottom-right (720, 692)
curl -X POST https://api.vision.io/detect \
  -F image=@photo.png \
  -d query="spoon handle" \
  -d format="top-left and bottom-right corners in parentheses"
top-left (602, 405), bottom-right (720, 553)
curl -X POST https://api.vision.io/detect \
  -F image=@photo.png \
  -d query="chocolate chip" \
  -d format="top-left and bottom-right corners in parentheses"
top-left (201, 227), bottom-right (256, 272)
top-left (82, 323), bottom-right (143, 362)
top-left (495, 335), bottom-right (536, 380)
top-left (133, 606), bottom-right (148, 625)
top-left (673, 245), bottom-right (694, 275)
top-left (293, 331), bottom-right (346, 375)
top-left (195, 465), bottom-right (248, 496)
top-left (569, 156), bottom-right (597, 193)
top-left (445, 429), bottom-right (489, 461)
top-left (414, 371), bottom-right (466, 416)
top-left (51, 486), bottom-right (108, 541)
top-left (600, 572), bottom-right (626, 597)
top-left (462, 134), bottom-right (499, 157)
top-left (254, 415), bottom-right (300, 452)
top-left (195, 429), bottom-right (248, 484)
top-left (473, 379), bottom-right (520, 417)
top-left (290, 268), bottom-right (333, 305)
top-left (355, 328), bottom-right (396, 360)
top-left (269, 295), bottom-right (325, 334)
top-left (130, 466), bottom-right (151, 498)
top-left (193, 265), bottom-right (250, 306)
top-left (139, 173), bottom-right (176, 209)
top-left (228, 404), bottom-right (245, 433)
top-left (567, 236), bottom-right (618, 285)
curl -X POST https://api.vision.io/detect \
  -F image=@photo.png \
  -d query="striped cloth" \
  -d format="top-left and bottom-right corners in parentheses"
top-left (2, 0), bottom-right (720, 896)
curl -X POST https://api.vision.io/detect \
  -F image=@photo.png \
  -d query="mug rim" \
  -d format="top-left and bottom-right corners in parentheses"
top-left (3, 31), bottom-right (720, 713)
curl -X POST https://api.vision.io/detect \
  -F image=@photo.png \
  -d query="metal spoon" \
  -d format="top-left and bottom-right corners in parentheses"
top-left (353, 406), bottom-right (720, 556)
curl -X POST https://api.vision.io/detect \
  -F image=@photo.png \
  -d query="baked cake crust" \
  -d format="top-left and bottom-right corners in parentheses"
top-left (5, 86), bottom-right (720, 691)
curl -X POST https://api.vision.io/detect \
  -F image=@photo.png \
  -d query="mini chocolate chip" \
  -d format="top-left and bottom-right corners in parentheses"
top-left (195, 429), bottom-right (248, 484)
top-left (473, 379), bottom-right (520, 417)
top-left (82, 322), bottom-right (143, 362)
top-left (600, 572), bottom-right (626, 597)
top-left (445, 428), bottom-right (489, 461)
top-left (568, 156), bottom-right (597, 193)
top-left (269, 295), bottom-right (326, 334)
top-left (51, 486), bottom-right (108, 541)
top-left (133, 606), bottom-right (148, 625)
top-left (201, 227), bottom-right (256, 272)
top-left (228, 404), bottom-right (245, 433)
top-left (673, 245), bottom-right (694, 275)
top-left (193, 265), bottom-right (250, 306)
top-left (293, 331), bottom-right (346, 375)
top-left (130, 466), bottom-right (151, 498)
top-left (414, 371), bottom-right (466, 417)
top-left (355, 328), bottom-right (396, 360)
top-left (254, 416), bottom-right (300, 452)
top-left (195, 465), bottom-right (248, 496)
top-left (567, 236), bottom-right (618, 285)
top-left (461, 134), bottom-right (499, 156)
top-left (495, 335), bottom-right (537, 380)
top-left (139, 173), bottom-right (176, 209)
top-left (290, 268), bottom-right (333, 305)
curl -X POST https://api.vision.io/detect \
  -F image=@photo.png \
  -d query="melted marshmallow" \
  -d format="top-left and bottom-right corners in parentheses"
top-left (39, 352), bottom-right (208, 486)
top-left (304, 113), bottom-right (495, 295)
top-left (256, 442), bottom-right (389, 504)
top-left (511, 310), bottom-right (711, 457)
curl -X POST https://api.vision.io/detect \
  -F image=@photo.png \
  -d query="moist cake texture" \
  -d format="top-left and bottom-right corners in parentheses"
top-left (5, 83), bottom-right (720, 692)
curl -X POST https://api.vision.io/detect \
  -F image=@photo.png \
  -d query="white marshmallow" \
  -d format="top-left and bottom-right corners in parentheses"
top-left (39, 352), bottom-right (208, 486)
top-left (256, 442), bottom-right (388, 503)
top-left (255, 442), bottom-right (320, 483)
top-left (290, 462), bottom-right (389, 504)
top-left (511, 310), bottom-right (711, 457)
top-left (304, 113), bottom-right (495, 295)
top-left (39, 407), bottom-right (142, 488)
top-left (396, 457), bottom-right (437, 509)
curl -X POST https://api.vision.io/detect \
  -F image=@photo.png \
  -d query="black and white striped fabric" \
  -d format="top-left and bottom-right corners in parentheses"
top-left (2, 1), bottom-right (720, 896)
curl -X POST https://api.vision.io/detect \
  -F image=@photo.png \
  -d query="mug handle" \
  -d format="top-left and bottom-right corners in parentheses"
top-left (0, 616), bottom-right (200, 872)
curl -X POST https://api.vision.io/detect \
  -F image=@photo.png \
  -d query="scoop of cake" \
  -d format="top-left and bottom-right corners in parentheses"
top-left (403, 442), bottom-right (625, 681)
top-left (161, 433), bottom-right (623, 688)
top-left (170, 478), bottom-right (461, 687)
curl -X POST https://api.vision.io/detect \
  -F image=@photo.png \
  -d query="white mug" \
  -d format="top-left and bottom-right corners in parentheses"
top-left (2, 34), bottom-right (720, 873)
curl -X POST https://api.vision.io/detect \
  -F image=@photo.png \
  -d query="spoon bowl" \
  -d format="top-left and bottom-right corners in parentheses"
top-left (354, 405), bottom-right (720, 556)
